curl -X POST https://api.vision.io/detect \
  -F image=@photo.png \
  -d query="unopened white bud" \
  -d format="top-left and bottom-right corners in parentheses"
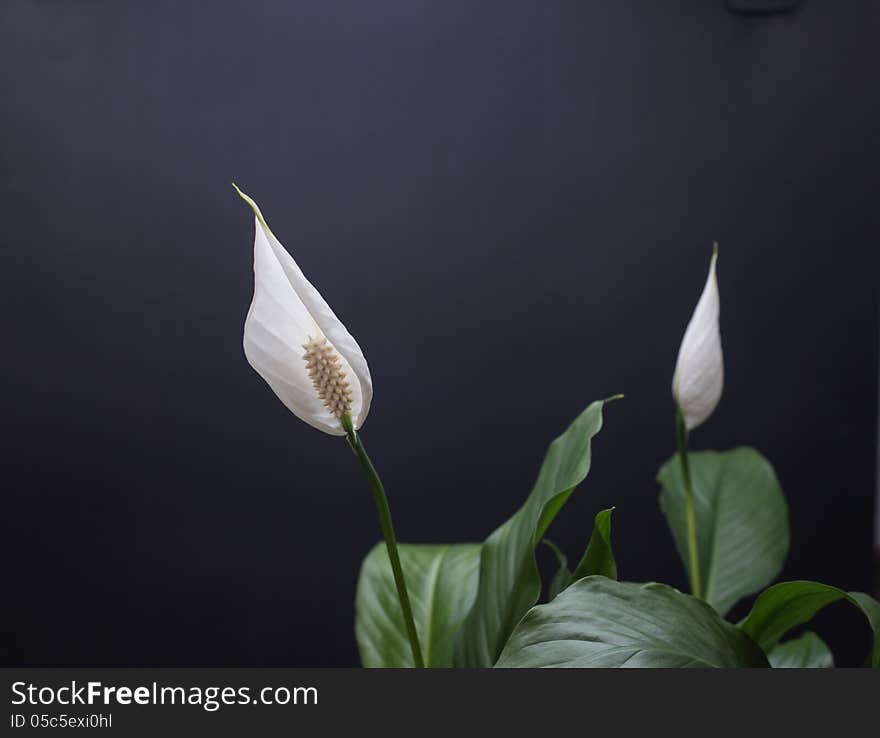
top-left (672, 247), bottom-right (723, 431)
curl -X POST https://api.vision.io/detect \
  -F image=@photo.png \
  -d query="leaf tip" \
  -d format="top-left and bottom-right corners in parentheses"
top-left (231, 183), bottom-right (270, 231)
top-left (231, 181), bottom-right (248, 202)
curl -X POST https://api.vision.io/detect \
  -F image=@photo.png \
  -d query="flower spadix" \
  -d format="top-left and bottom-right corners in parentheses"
top-left (235, 185), bottom-right (371, 435)
top-left (672, 246), bottom-right (723, 431)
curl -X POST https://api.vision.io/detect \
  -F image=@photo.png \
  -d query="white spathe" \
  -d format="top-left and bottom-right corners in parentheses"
top-left (672, 248), bottom-right (723, 431)
top-left (236, 185), bottom-right (372, 435)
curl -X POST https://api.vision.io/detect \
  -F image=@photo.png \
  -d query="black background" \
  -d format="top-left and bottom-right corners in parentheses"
top-left (2, 1), bottom-right (877, 667)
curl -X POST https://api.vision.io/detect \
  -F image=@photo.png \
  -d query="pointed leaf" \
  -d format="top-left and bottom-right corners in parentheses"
top-left (768, 632), bottom-right (833, 668)
top-left (658, 447), bottom-right (789, 616)
top-left (571, 507), bottom-right (617, 581)
top-left (355, 543), bottom-right (481, 667)
top-left (496, 577), bottom-right (768, 668)
top-left (739, 581), bottom-right (880, 667)
top-left (454, 398), bottom-right (618, 667)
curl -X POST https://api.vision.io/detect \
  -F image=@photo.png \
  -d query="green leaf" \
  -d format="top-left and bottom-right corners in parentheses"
top-left (545, 508), bottom-right (617, 601)
top-left (454, 398), bottom-right (618, 667)
top-left (571, 507), bottom-right (617, 581)
top-left (355, 543), bottom-right (481, 667)
top-left (739, 581), bottom-right (880, 667)
top-left (768, 632), bottom-right (833, 668)
top-left (496, 577), bottom-right (769, 668)
top-left (657, 447), bottom-right (789, 616)
top-left (543, 540), bottom-right (572, 601)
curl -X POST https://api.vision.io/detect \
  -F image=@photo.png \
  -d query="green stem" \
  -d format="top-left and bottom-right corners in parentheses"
top-left (676, 407), bottom-right (702, 600)
top-left (341, 415), bottom-right (425, 668)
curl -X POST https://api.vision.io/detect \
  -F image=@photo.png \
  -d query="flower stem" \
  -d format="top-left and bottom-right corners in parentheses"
top-left (676, 407), bottom-right (702, 600)
top-left (341, 416), bottom-right (425, 668)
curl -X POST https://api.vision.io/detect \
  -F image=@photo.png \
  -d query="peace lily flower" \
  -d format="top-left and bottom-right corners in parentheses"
top-left (672, 245), bottom-right (723, 431)
top-left (670, 245), bottom-right (722, 602)
top-left (234, 184), bottom-right (422, 667)
top-left (234, 184), bottom-right (372, 436)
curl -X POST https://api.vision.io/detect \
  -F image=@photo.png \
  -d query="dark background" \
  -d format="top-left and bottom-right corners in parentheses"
top-left (2, 1), bottom-right (877, 667)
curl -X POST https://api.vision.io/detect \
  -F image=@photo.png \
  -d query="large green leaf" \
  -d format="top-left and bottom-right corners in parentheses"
top-left (768, 632), bottom-right (833, 668)
top-left (454, 398), bottom-right (617, 667)
top-left (496, 577), bottom-right (769, 668)
top-left (739, 580), bottom-right (880, 667)
top-left (657, 447), bottom-right (789, 616)
top-left (355, 543), bottom-right (481, 667)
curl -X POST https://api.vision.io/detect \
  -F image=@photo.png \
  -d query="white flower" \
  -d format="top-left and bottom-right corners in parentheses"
top-left (672, 246), bottom-right (723, 431)
top-left (235, 185), bottom-right (372, 436)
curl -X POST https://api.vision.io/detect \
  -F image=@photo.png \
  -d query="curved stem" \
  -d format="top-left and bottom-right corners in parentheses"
top-left (676, 407), bottom-right (702, 600)
top-left (342, 416), bottom-right (424, 668)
